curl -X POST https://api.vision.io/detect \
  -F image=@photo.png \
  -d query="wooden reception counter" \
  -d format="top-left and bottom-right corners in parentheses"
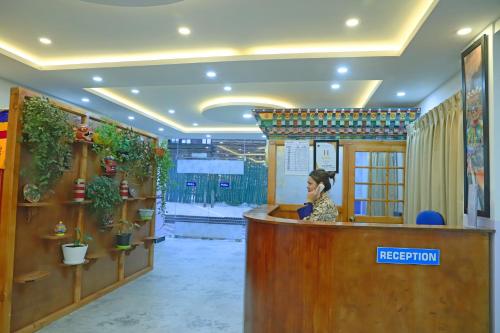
top-left (243, 205), bottom-right (493, 333)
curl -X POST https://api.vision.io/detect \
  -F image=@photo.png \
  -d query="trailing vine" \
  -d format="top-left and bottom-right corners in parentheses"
top-left (22, 97), bottom-right (74, 196)
top-left (155, 140), bottom-right (173, 218)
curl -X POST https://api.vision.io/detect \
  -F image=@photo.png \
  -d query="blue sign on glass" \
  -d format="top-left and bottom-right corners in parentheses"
top-left (219, 182), bottom-right (230, 188)
top-left (186, 181), bottom-right (196, 187)
top-left (376, 247), bottom-right (440, 266)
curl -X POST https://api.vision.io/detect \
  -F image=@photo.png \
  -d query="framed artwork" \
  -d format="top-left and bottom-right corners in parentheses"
top-left (461, 34), bottom-right (490, 217)
top-left (313, 140), bottom-right (339, 173)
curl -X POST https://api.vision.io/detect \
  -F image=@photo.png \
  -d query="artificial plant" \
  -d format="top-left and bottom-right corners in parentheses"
top-left (154, 140), bottom-right (173, 218)
top-left (86, 176), bottom-right (122, 225)
top-left (21, 97), bottom-right (74, 196)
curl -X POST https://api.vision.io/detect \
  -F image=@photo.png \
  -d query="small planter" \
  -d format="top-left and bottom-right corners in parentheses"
top-left (138, 208), bottom-right (154, 221)
top-left (62, 244), bottom-right (88, 265)
top-left (116, 233), bottom-right (132, 250)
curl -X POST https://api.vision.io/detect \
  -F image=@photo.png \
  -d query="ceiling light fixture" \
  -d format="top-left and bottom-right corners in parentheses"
top-left (243, 113), bottom-right (253, 119)
top-left (457, 27), bottom-right (472, 36)
top-left (92, 76), bottom-right (103, 82)
top-left (192, 122), bottom-right (199, 126)
top-left (131, 89), bottom-right (140, 94)
top-left (158, 127), bottom-right (164, 132)
top-left (39, 37), bottom-right (52, 45)
top-left (178, 27), bottom-right (191, 36)
top-left (337, 66), bottom-right (348, 74)
top-left (206, 71), bottom-right (217, 78)
top-left (331, 83), bottom-right (341, 90)
top-left (224, 85), bottom-right (232, 91)
top-left (397, 91), bottom-right (406, 97)
top-left (168, 109), bottom-right (176, 114)
top-left (81, 97), bottom-right (90, 102)
top-left (128, 115), bottom-right (135, 120)
top-left (345, 18), bottom-right (360, 27)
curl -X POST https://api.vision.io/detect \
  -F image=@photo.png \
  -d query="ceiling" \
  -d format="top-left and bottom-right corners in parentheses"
top-left (0, 0), bottom-right (498, 139)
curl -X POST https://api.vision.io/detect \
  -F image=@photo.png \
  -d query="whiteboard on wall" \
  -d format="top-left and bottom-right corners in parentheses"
top-left (275, 145), bottom-right (343, 205)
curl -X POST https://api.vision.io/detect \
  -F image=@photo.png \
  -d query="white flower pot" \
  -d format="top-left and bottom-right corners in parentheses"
top-left (61, 243), bottom-right (88, 265)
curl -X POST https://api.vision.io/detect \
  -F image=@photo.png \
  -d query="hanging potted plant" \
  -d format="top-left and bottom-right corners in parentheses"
top-left (92, 122), bottom-right (124, 176)
top-left (115, 220), bottom-right (139, 250)
top-left (155, 141), bottom-right (173, 218)
top-left (86, 176), bottom-right (122, 228)
top-left (118, 128), bottom-right (155, 181)
top-left (137, 208), bottom-right (155, 221)
top-left (61, 228), bottom-right (92, 265)
top-left (21, 97), bottom-right (74, 199)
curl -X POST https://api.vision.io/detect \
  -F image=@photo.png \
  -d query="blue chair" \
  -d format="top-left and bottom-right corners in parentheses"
top-left (416, 210), bottom-right (445, 225)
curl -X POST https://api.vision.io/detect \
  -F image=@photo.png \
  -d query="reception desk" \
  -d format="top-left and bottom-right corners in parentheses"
top-left (243, 205), bottom-right (493, 333)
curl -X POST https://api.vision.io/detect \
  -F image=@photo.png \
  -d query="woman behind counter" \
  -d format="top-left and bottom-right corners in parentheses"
top-left (298, 169), bottom-right (339, 222)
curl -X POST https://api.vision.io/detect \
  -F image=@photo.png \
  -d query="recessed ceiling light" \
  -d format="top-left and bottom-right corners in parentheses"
top-left (81, 97), bottom-right (90, 103)
top-left (243, 113), bottom-right (253, 119)
top-left (39, 37), bottom-right (52, 45)
top-left (457, 27), bottom-right (472, 36)
top-left (131, 89), bottom-right (140, 94)
top-left (397, 91), bottom-right (406, 97)
top-left (128, 116), bottom-right (135, 120)
top-left (158, 127), bottom-right (164, 132)
top-left (345, 18), bottom-right (360, 27)
top-left (168, 109), bottom-right (175, 114)
top-left (206, 71), bottom-right (217, 78)
top-left (224, 85), bottom-right (232, 91)
top-left (92, 76), bottom-right (103, 82)
top-left (192, 122), bottom-right (199, 126)
top-left (337, 66), bottom-right (348, 74)
top-left (206, 134), bottom-right (211, 138)
top-left (178, 27), bottom-right (191, 35)
top-left (331, 83), bottom-right (341, 90)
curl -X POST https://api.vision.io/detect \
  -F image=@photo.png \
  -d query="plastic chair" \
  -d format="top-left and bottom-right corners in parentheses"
top-left (416, 210), bottom-right (445, 225)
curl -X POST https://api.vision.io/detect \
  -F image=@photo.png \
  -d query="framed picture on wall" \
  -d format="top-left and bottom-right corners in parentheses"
top-left (461, 34), bottom-right (490, 217)
top-left (313, 140), bottom-right (339, 173)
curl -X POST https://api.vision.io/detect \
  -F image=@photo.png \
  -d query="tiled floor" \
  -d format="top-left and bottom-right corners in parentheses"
top-left (40, 238), bottom-right (245, 333)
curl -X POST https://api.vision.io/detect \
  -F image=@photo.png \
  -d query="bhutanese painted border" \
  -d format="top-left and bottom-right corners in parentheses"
top-left (0, 110), bottom-right (8, 169)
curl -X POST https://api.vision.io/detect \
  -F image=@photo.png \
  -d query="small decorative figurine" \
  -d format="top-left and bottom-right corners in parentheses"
top-left (120, 180), bottom-right (129, 200)
top-left (54, 221), bottom-right (67, 237)
top-left (103, 156), bottom-right (117, 177)
top-left (74, 124), bottom-right (93, 142)
top-left (73, 178), bottom-right (85, 202)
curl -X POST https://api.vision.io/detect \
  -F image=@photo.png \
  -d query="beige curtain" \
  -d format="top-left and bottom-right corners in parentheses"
top-left (404, 92), bottom-right (464, 226)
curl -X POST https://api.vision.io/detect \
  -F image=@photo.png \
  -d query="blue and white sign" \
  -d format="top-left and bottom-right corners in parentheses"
top-left (219, 181), bottom-right (230, 188)
top-left (186, 181), bottom-right (197, 187)
top-left (376, 247), bottom-right (440, 266)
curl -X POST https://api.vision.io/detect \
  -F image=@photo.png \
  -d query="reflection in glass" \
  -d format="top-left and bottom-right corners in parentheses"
top-left (355, 200), bottom-right (368, 215)
top-left (370, 201), bottom-right (386, 216)
top-left (371, 185), bottom-right (386, 200)
top-left (354, 185), bottom-right (369, 199)
top-left (355, 152), bottom-right (370, 166)
top-left (355, 168), bottom-right (369, 183)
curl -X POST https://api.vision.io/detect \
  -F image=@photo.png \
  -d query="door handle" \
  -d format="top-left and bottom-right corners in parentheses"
top-left (349, 216), bottom-right (355, 222)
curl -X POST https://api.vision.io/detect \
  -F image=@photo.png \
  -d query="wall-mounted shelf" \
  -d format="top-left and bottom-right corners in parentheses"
top-left (74, 139), bottom-right (93, 145)
top-left (14, 271), bottom-right (50, 284)
top-left (143, 236), bottom-right (166, 244)
top-left (18, 202), bottom-right (53, 207)
top-left (41, 234), bottom-right (72, 241)
top-left (135, 219), bottom-right (151, 225)
top-left (62, 200), bottom-right (92, 205)
top-left (60, 260), bottom-right (90, 267)
top-left (145, 196), bottom-right (158, 200)
top-left (126, 197), bottom-right (146, 201)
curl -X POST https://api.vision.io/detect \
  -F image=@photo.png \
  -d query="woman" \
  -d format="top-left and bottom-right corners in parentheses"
top-left (299, 169), bottom-right (339, 222)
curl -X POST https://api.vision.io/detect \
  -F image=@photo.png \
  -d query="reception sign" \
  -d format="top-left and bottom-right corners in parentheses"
top-left (376, 247), bottom-right (440, 266)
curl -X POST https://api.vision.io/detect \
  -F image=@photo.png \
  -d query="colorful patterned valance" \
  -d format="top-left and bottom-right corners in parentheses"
top-left (254, 108), bottom-right (420, 140)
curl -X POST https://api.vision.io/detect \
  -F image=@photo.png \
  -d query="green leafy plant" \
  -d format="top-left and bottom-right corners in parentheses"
top-left (92, 122), bottom-right (124, 160)
top-left (72, 228), bottom-right (92, 247)
top-left (22, 97), bottom-right (74, 195)
top-left (155, 141), bottom-right (173, 218)
top-left (86, 176), bottom-right (122, 223)
top-left (118, 128), bottom-right (154, 180)
top-left (116, 220), bottom-right (140, 235)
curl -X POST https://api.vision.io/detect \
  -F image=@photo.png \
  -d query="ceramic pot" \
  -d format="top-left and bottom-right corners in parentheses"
top-left (138, 208), bottom-right (154, 221)
top-left (116, 233), bottom-right (132, 250)
top-left (73, 178), bottom-right (85, 202)
top-left (103, 156), bottom-right (117, 177)
top-left (62, 244), bottom-right (88, 265)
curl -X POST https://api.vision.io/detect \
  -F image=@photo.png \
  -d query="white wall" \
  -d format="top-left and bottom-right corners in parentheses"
top-left (418, 72), bottom-right (461, 114)
top-left (0, 77), bottom-right (15, 109)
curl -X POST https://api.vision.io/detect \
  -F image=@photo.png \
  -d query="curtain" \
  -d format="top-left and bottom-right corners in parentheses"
top-left (404, 92), bottom-right (463, 226)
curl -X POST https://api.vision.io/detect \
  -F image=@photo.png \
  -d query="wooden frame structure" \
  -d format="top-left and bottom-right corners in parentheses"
top-left (0, 87), bottom-right (160, 332)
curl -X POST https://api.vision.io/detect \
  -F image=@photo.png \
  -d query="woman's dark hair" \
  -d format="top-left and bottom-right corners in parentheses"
top-left (309, 169), bottom-right (336, 192)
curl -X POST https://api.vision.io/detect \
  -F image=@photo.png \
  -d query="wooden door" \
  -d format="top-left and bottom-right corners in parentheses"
top-left (343, 141), bottom-right (406, 224)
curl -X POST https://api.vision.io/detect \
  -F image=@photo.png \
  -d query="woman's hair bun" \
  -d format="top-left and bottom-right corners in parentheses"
top-left (326, 171), bottom-right (336, 179)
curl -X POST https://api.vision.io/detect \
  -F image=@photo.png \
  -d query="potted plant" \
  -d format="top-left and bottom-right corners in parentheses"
top-left (118, 128), bottom-right (155, 181)
top-left (86, 176), bottom-right (122, 227)
top-left (138, 208), bottom-right (155, 221)
top-left (115, 220), bottom-right (139, 250)
top-left (155, 141), bottom-right (173, 218)
top-left (21, 96), bottom-right (74, 198)
top-left (62, 228), bottom-right (92, 265)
